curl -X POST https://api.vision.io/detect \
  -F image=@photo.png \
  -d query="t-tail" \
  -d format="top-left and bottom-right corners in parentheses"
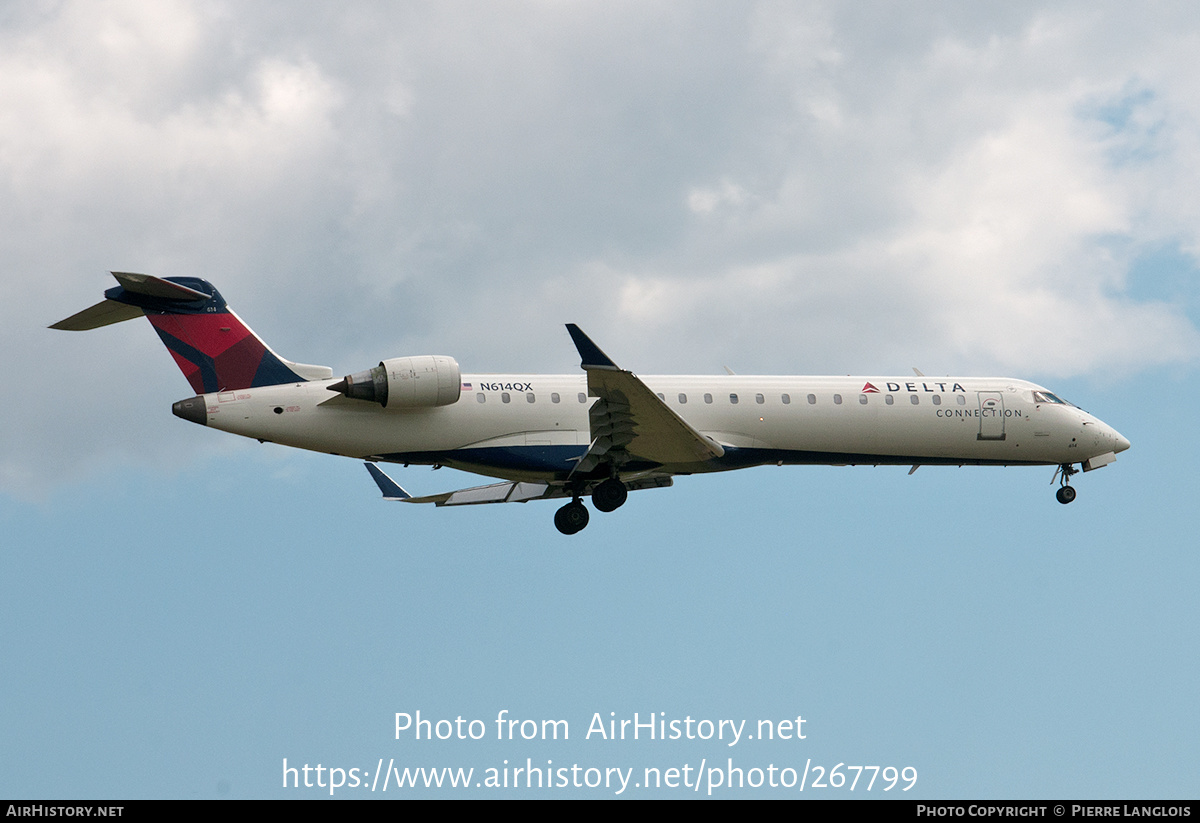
top-left (51, 272), bottom-right (332, 392)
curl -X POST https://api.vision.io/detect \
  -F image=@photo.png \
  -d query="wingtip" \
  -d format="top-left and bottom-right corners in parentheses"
top-left (565, 324), bottom-right (619, 370)
top-left (364, 462), bottom-right (411, 500)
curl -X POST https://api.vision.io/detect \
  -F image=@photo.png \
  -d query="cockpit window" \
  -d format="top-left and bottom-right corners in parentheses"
top-left (1033, 391), bottom-right (1073, 406)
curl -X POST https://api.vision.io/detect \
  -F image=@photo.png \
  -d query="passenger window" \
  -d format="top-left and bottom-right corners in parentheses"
top-left (885, 395), bottom-right (894, 405)
top-left (678, 393), bottom-right (687, 404)
top-left (781, 394), bottom-right (791, 405)
top-left (551, 392), bottom-right (560, 404)
top-left (502, 392), bottom-right (511, 403)
top-left (957, 395), bottom-right (966, 406)
top-left (807, 394), bottom-right (816, 404)
top-left (704, 393), bottom-right (713, 404)
top-left (755, 393), bottom-right (765, 404)
top-left (834, 394), bottom-right (842, 405)
top-left (729, 394), bottom-right (739, 404)
top-left (578, 393), bottom-right (587, 403)
top-left (476, 393), bottom-right (486, 404)
top-left (657, 393), bottom-right (665, 401)
top-left (910, 395), bottom-right (919, 405)
top-left (527, 392), bottom-right (535, 403)
top-left (932, 395), bottom-right (941, 406)
top-left (859, 394), bottom-right (868, 405)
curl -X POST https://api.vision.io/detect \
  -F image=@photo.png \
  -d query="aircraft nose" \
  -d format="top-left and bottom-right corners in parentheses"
top-left (1097, 418), bottom-right (1130, 453)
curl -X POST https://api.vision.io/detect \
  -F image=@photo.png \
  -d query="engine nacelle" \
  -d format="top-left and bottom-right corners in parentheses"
top-left (328, 355), bottom-right (461, 408)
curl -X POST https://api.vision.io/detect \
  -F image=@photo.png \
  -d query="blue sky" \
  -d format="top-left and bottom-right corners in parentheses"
top-left (3, 1), bottom-right (1199, 798)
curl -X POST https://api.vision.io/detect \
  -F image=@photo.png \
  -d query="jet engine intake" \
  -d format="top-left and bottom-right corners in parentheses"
top-left (328, 355), bottom-right (461, 408)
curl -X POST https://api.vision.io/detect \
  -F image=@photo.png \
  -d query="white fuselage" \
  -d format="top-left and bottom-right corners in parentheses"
top-left (193, 373), bottom-right (1129, 482)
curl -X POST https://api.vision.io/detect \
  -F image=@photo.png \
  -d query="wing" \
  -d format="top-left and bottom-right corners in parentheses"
top-left (565, 324), bottom-right (724, 475)
top-left (363, 462), bottom-right (672, 506)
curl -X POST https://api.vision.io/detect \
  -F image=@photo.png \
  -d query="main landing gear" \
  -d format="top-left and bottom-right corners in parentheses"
top-left (1054, 463), bottom-right (1078, 504)
top-left (591, 478), bottom-right (628, 512)
top-left (554, 478), bottom-right (629, 534)
top-left (553, 499), bottom-right (590, 535)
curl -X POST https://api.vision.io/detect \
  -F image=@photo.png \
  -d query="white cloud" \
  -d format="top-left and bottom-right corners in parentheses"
top-left (559, 4), bottom-right (1200, 376)
top-left (5, 1), bottom-right (1200, 496)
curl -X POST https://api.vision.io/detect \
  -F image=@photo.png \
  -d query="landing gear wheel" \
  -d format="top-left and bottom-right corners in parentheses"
top-left (591, 478), bottom-right (628, 513)
top-left (1054, 463), bottom-right (1079, 505)
top-left (554, 500), bottom-right (590, 534)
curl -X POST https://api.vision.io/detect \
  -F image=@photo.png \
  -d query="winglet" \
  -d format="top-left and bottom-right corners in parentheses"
top-left (566, 324), bottom-right (619, 370)
top-left (364, 462), bottom-right (411, 500)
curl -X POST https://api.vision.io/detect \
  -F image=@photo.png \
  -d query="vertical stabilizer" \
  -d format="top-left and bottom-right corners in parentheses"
top-left (51, 272), bottom-right (332, 392)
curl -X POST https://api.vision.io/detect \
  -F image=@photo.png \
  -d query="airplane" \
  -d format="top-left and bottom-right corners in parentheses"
top-left (53, 272), bottom-right (1131, 535)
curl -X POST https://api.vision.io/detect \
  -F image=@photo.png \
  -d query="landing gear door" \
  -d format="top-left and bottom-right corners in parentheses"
top-left (977, 391), bottom-right (1006, 441)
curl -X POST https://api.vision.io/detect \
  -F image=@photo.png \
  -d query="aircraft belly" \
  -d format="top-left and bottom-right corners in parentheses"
top-left (377, 445), bottom-right (588, 482)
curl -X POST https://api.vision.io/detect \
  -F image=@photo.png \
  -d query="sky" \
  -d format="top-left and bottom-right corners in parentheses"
top-left (2, 0), bottom-right (1198, 799)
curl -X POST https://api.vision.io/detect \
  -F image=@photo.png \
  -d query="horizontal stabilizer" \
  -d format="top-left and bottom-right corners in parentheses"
top-left (50, 299), bottom-right (144, 330)
top-left (111, 272), bottom-right (210, 300)
top-left (50, 272), bottom-right (209, 331)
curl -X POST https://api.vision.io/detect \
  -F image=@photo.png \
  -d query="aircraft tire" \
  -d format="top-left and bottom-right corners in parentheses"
top-left (555, 500), bottom-right (590, 534)
top-left (591, 479), bottom-right (628, 513)
top-left (1056, 486), bottom-right (1077, 504)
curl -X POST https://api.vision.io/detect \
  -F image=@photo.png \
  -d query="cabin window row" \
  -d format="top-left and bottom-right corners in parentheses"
top-left (476, 392), bottom-right (588, 404)
top-left (654, 393), bottom-right (968, 406)
top-left (475, 392), bottom-right (969, 406)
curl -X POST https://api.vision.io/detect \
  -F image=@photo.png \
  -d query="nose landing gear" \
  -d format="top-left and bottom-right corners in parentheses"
top-left (1054, 463), bottom-right (1078, 504)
